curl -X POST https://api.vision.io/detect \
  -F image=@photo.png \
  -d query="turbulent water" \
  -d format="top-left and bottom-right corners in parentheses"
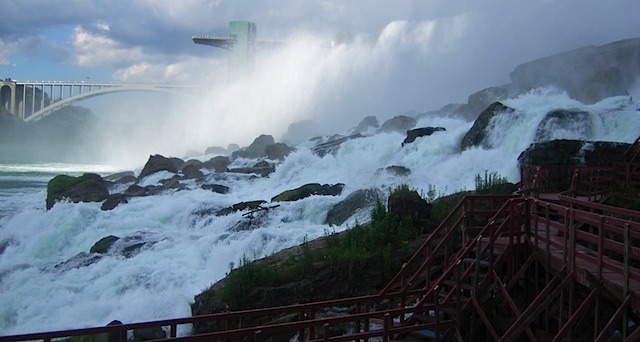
top-left (0, 87), bottom-right (639, 335)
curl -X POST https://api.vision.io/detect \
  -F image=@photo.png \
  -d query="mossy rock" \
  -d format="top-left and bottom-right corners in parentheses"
top-left (46, 173), bottom-right (109, 210)
top-left (271, 183), bottom-right (345, 202)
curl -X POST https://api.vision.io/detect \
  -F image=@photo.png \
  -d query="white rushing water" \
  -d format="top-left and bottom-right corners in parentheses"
top-left (0, 87), bottom-right (639, 335)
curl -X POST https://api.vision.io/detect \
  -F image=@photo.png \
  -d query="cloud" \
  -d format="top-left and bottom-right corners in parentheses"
top-left (72, 26), bottom-right (145, 68)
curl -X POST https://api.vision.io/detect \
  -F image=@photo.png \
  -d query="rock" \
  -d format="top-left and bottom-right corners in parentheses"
top-left (377, 115), bottom-right (417, 133)
top-left (54, 252), bottom-right (103, 271)
top-left (122, 242), bottom-right (146, 258)
top-left (350, 116), bottom-right (379, 135)
top-left (534, 109), bottom-right (592, 143)
top-left (216, 200), bottom-right (267, 216)
top-left (180, 159), bottom-right (204, 170)
top-left (201, 184), bottom-right (230, 194)
top-left (387, 189), bottom-right (431, 226)
top-left (138, 154), bottom-right (180, 180)
top-left (461, 102), bottom-right (515, 151)
top-left (227, 143), bottom-right (240, 152)
top-left (466, 86), bottom-right (513, 116)
top-left (182, 164), bottom-right (204, 179)
top-left (46, 173), bottom-right (109, 210)
top-left (281, 120), bottom-right (323, 145)
top-left (227, 164), bottom-right (275, 177)
top-left (204, 146), bottom-right (227, 155)
top-left (271, 183), bottom-right (345, 202)
top-left (124, 184), bottom-right (147, 197)
top-left (101, 193), bottom-right (128, 211)
top-left (402, 127), bottom-right (446, 146)
top-left (0, 239), bottom-right (14, 255)
top-left (518, 139), bottom-right (630, 167)
top-left (312, 134), bottom-right (363, 157)
top-left (203, 156), bottom-right (231, 173)
top-left (324, 189), bottom-right (381, 226)
top-left (509, 38), bottom-right (640, 104)
top-left (90, 235), bottom-right (120, 254)
top-left (103, 171), bottom-right (135, 183)
top-left (161, 176), bottom-right (185, 190)
top-left (382, 165), bottom-right (412, 177)
top-left (232, 134), bottom-right (275, 159)
top-left (265, 143), bottom-right (294, 160)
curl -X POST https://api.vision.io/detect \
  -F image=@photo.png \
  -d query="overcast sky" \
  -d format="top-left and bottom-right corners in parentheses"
top-left (1, 1), bottom-right (639, 162)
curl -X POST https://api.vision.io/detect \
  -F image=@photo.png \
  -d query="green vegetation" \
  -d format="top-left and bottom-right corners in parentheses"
top-left (210, 178), bottom-right (513, 311)
top-left (474, 170), bottom-right (510, 194)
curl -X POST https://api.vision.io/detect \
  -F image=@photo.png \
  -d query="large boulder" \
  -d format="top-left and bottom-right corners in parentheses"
top-left (216, 200), bottom-right (267, 216)
top-left (377, 115), bottom-right (417, 134)
top-left (350, 116), bottom-right (379, 135)
top-left (232, 134), bottom-right (275, 159)
top-left (101, 193), bottom-right (128, 211)
top-left (387, 188), bottom-right (431, 226)
top-left (534, 109), bottom-right (592, 143)
top-left (227, 160), bottom-right (275, 177)
top-left (324, 189), bottom-right (381, 226)
top-left (265, 143), bottom-right (294, 160)
top-left (402, 127), bottom-right (446, 146)
top-left (182, 164), bottom-right (204, 180)
top-left (271, 183), bottom-right (345, 202)
top-left (312, 134), bottom-right (363, 157)
top-left (138, 154), bottom-right (180, 180)
top-left (509, 38), bottom-right (640, 104)
top-left (461, 102), bottom-right (515, 151)
top-left (281, 120), bottom-right (323, 145)
top-left (204, 146), bottom-right (227, 155)
top-left (466, 86), bottom-right (514, 117)
top-left (46, 173), bottom-right (109, 210)
top-left (90, 235), bottom-right (120, 254)
top-left (203, 156), bottom-right (231, 173)
top-left (518, 139), bottom-right (630, 167)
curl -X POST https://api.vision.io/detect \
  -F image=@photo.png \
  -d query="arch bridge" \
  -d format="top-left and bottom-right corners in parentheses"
top-left (0, 79), bottom-right (204, 123)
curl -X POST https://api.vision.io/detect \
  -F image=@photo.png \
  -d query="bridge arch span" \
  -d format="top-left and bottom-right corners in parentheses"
top-left (24, 85), bottom-right (194, 123)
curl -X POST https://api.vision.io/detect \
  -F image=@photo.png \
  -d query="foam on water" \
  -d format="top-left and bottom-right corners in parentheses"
top-left (1, 88), bottom-right (639, 335)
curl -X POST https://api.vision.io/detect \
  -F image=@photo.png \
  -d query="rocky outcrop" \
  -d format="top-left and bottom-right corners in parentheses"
top-left (201, 184), bottom-right (230, 194)
top-left (216, 200), bottom-right (267, 216)
top-left (509, 38), bottom-right (640, 104)
top-left (518, 139), bottom-right (630, 167)
top-left (232, 135), bottom-right (275, 159)
top-left (461, 102), bottom-right (515, 151)
top-left (138, 154), bottom-right (180, 180)
top-left (46, 173), bottom-right (109, 210)
top-left (324, 189), bottom-right (381, 226)
top-left (387, 189), bottom-right (431, 227)
top-left (203, 156), bottom-right (231, 173)
top-left (534, 109), bottom-right (592, 143)
top-left (204, 146), bottom-right (227, 155)
top-left (402, 127), bottom-right (446, 146)
top-left (90, 235), bottom-right (120, 254)
top-left (350, 116), bottom-right (379, 135)
top-left (312, 134), bottom-right (363, 157)
top-left (265, 143), bottom-right (295, 160)
top-left (101, 193), bottom-right (128, 211)
top-left (377, 115), bottom-right (417, 134)
top-left (227, 160), bottom-right (275, 177)
top-left (271, 183), bottom-right (345, 202)
top-left (182, 164), bottom-right (204, 180)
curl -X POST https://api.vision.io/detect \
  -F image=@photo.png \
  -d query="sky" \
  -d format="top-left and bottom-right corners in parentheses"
top-left (1, 0), bottom-right (639, 165)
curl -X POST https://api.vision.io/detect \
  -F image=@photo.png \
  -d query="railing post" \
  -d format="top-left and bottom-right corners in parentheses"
top-left (383, 314), bottom-right (391, 342)
top-left (323, 323), bottom-right (330, 342)
top-left (624, 223), bottom-right (630, 339)
top-left (598, 217), bottom-right (605, 280)
top-left (170, 323), bottom-right (177, 338)
top-left (254, 329), bottom-right (262, 342)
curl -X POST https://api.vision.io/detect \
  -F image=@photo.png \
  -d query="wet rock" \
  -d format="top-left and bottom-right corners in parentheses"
top-left (203, 156), bottom-right (231, 173)
top-left (90, 235), bottom-right (120, 254)
top-left (124, 184), bottom-right (147, 197)
top-left (382, 165), bottom-right (412, 177)
top-left (101, 193), bottom-right (128, 211)
top-left (265, 143), bottom-right (294, 160)
top-left (180, 159), bottom-right (204, 171)
top-left (227, 162), bottom-right (275, 177)
top-left (518, 139), bottom-right (630, 166)
top-left (216, 200), bottom-right (267, 216)
top-left (402, 127), bottom-right (446, 146)
top-left (104, 171), bottom-right (135, 183)
top-left (350, 116), bottom-right (379, 135)
top-left (46, 173), bottom-right (109, 210)
top-left (534, 109), bottom-right (592, 143)
top-left (461, 102), bottom-right (515, 151)
top-left (324, 189), bottom-right (382, 226)
top-left (201, 184), bottom-right (230, 194)
top-left (281, 120), bottom-right (322, 145)
top-left (54, 252), bottom-right (103, 271)
top-left (312, 134), bottom-right (363, 157)
top-left (377, 115), bottom-right (417, 134)
top-left (232, 134), bottom-right (275, 159)
top-left (182, 164), bottom-right (204, 180)
top-left (271, 183), bottom-right (345, 202)
top-left (138, 154), bottom-right (180, 180)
